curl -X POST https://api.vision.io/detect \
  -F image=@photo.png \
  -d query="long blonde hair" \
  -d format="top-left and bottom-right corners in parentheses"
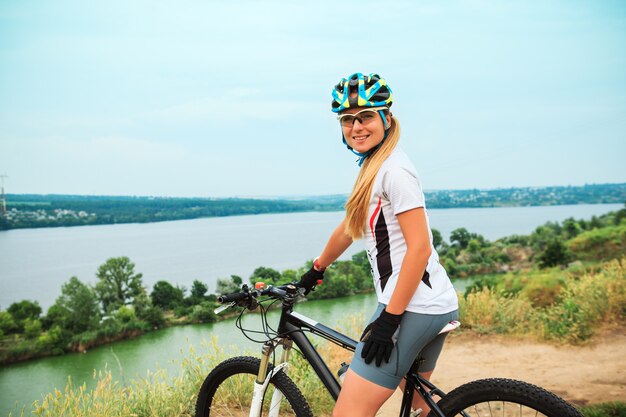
top-left (345, 115), bottom-right (401, 240)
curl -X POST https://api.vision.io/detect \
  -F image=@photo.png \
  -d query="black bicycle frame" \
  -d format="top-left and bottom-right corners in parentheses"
top-left (275, 303), bottom-right (449, 417)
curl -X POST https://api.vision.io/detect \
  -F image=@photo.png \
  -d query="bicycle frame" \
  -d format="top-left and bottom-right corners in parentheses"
top-left (251, 300), bottom-right (451, 417)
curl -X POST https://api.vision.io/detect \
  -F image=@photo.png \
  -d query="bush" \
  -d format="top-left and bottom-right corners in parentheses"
top-left (116, 306), bottom-right (137, 323)
top-left (569, 224), bottom-right (626, 262)
top-left (141, 306), bottom-right (166, 328)
top-left (190, 302), bottom-right (217, 323)
top-left (24, 319), bottom-right (43, 339)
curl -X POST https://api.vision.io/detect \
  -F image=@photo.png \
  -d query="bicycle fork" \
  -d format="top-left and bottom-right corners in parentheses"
top-left (250, 338), bottom-right (293, 417)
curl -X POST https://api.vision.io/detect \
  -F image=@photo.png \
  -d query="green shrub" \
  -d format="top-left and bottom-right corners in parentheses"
top-left (569, 224), bottom-right (626, 262)
top-left (581, 401), bottom-right (626, 417)
top-left (190, 302), bottom-right (217, 323)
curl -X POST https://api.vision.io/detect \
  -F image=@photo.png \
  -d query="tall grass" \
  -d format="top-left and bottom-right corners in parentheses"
top-left (20, 315), bottom-right (365, 417)
top-left (26, 339), bottom-right (218, 417)
top-left (460, 258), bottom-right (626, 343)
top-left (15, 259), bottom-right (626, 416)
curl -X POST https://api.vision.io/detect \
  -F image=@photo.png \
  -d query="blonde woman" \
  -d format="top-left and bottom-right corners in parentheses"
top-left (298, 73), bottom-right (459, 417)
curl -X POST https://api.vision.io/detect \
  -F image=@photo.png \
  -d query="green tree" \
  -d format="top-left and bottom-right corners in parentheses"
top-left (562, 218), bottom-right (582, 239)
top-left (190, 280), bottom-right (208, 300)
top-left (151, 281), bottom-right (184, 309)
top-left (450, 228), bottom-right (471, 249)
top-left (8, 300), bottom-right (42, 331)
top-left (537, 238), bottom-right (573, 268)
top-left (0, 311), bottom-right (18, 334)
top-left (48, 276), bottom-right (101, 334)
top-left (250, 267), bottom-right (281, 284)
top-left (216, 275), bottom-right (243, 295)
top-left (95, 257), bottom-right (144, 313)
top-left (431, 228), bottom-right (443, 249)
top-left (24, 318), bottom-right (42, 339)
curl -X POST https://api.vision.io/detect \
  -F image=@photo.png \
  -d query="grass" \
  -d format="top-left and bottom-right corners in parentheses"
top-left (581, 402), bottom-right (626, 417)
top-left (9, 258), bottom-right (626, 416)
top-left (459, 258), bottom-right (626, 343)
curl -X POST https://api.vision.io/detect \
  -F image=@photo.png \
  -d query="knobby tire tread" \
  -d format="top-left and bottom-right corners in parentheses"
top-left (195, 355), bottom-right (313, 417)
top-left (428, 378), bottom-right (583, 417)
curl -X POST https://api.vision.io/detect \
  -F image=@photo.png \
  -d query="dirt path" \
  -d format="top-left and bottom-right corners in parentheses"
top-left (377, 328), bottom-right (626, 415)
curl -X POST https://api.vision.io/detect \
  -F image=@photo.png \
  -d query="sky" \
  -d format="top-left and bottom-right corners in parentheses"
top-left (0, 0), bottom-right (625, 198)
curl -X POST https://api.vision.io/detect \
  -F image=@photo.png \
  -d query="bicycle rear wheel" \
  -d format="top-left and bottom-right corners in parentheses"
top-left (195, 356), bottom-right (313, 417)
top-left (428, 378), bottom-right (583, 417)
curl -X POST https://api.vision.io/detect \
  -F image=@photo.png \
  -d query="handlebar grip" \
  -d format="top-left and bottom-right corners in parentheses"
top-left (218, 292), bottom-right (249, 303)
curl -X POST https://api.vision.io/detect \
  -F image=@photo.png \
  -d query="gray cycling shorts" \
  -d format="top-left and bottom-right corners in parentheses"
top-left (349, 303), bottom-right (459, 390)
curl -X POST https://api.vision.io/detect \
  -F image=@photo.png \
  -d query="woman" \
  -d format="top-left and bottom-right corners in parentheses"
top-left (298, 73), bottom-right (459, 417)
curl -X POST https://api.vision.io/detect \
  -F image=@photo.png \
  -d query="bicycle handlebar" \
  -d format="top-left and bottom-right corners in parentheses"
top-left (217, 282), bottom-right (302, 306)
top-left (217, 292), bottom-right (250, 303)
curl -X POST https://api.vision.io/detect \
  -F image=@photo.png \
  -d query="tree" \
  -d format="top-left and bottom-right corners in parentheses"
top-left (190, 280), bottom-right (208, 300)
top-left (95, 257), bottom-right (144, 313)
top-left (216, 275), bottom-right (243, 295)
top-left (0, 311), bottom-right (18, 335)
top-left (450, 228), bottom-right (471, 249)
top-left (48, 276), bottom-right (101, 334)
top-left (151, 281), bottom-right (184, 309)
top-left (431, 228), bottom-right (443, 249)
top-left (8, 300), bottom-right (42, 331)
top-left (250, 267), bottom-right (281, 284)
top-left (24, 318), bottom-right (42, 339)
top-left (537, 238), bottom-right (573, 268)
top-left (562, 218), bottom-right (582, 240)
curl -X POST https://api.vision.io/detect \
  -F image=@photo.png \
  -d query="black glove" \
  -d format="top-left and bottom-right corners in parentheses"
top-left (297, 266), bottom-right (324, 295)
top-left (360, 309), bottom-right (403, 367)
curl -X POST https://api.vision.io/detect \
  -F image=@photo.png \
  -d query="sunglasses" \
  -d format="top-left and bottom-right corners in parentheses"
top-left (337, 107), bottom-right (388, 127)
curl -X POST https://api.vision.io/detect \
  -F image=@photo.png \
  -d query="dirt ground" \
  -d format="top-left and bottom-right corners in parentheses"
top-left (377, 327), bottom-right (626, 416)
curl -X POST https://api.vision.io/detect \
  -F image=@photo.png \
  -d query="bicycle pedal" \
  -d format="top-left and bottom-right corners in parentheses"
top-left (410, 408), bottom-right (422, 417)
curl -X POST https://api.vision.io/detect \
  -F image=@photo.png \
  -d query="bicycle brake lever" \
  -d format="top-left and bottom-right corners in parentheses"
top-left (214, 302), bottom-right (235, 315)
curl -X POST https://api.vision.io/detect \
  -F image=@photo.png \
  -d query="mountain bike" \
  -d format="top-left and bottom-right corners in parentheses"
top-left (194, 282), bottom-right (583, 417)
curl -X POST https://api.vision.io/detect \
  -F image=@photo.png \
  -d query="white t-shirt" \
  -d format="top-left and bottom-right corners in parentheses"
top-left (363, 147), bottom-right (458, 314)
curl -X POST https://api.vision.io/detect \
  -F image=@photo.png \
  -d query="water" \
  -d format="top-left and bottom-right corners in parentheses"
top-left (0, 204), bottom-right (621, 310)
top-left (0, 203), bottom-right (623, 414)
top-left (1, 293), bottom-right (376, 415)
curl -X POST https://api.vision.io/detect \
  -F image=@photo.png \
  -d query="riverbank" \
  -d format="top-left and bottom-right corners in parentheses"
top-left (24, 325), bottom-right (626, 417)
top-left (379, 327), bottom-right (626, 415)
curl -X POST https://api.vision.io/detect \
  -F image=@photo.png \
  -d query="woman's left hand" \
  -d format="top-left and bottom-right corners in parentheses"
top-left (360, 309), bottom-right (403, 367)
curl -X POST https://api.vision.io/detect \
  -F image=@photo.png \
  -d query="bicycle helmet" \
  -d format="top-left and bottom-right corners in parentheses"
top-left (331, 73), bottom-right (394, 166)
top-left (331, 73), bottom-right (393, 113)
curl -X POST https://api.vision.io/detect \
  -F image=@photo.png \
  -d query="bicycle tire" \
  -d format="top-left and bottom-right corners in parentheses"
top-left (195, 356), bottom-right (314, 417)
top-left (427, 378), bottom-right (583, 417)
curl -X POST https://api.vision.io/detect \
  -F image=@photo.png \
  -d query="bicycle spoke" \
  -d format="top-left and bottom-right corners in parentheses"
top-left (457, 402), bottom-right (554, 417)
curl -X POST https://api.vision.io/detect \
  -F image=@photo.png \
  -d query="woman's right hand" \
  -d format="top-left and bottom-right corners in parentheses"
top-left (297, 267), bottom-right (324, 295)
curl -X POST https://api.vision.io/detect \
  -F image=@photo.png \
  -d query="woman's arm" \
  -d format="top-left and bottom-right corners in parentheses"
top-left (316, 218), bottom-right (354, 269)
top-left (385, 207), bottom-right (432, 315)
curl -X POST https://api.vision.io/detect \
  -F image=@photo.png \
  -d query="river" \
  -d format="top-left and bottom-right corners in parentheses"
top-left (1, 204), bottom-right (622, 310)
top-left (0, 203), bottom-right (622, 415)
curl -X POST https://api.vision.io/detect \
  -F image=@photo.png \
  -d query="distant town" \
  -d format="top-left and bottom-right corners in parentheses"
top-left (1, 183), bottom-right (624, 230)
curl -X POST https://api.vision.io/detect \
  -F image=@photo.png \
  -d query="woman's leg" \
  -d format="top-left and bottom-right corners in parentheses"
top-left (332, 368), bottom-right (395, 417)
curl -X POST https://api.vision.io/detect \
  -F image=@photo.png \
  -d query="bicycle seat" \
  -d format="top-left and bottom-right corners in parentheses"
top-left (438, 320), bottom-right (461, 335)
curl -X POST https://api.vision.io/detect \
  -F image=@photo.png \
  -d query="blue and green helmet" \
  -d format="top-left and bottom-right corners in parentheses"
top-left (331, 73), bottom-right (393, 113)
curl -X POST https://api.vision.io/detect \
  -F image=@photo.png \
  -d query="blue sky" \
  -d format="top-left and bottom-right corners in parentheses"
top-left (0, 0), bottom-right (625, 197)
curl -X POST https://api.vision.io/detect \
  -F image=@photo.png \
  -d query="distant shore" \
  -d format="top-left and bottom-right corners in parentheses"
top-left (1, 183), bottom-right (624, 230)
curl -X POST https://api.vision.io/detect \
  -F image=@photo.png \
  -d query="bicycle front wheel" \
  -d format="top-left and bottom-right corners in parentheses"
top-left (195, 356), bottom-right (313, 417)
top-left (429, 378), bottom-right (583, 417)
